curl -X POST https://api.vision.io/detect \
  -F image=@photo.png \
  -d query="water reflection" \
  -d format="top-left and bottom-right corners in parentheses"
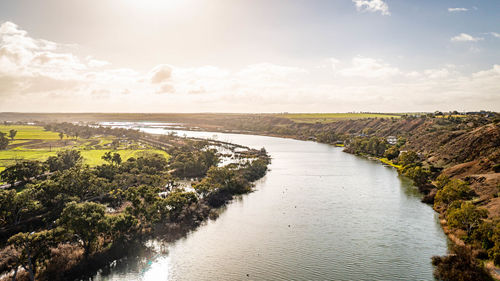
top-left (91, 124), bottom-right (447, 281)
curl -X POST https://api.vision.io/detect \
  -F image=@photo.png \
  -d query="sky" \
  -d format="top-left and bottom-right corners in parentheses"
top-left (0, 0), bottom-right (499, 113)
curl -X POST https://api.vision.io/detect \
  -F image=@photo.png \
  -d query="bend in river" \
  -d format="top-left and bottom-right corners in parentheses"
top-left (92, 124), bottom-right (447, 281)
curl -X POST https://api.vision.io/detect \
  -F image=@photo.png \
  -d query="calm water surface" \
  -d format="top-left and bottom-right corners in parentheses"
top-left (93, 125), bottom-right (447, 281)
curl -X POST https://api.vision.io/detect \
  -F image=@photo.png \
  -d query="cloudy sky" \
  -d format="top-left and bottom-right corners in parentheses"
top-left (0, 0), bottom-right (499, 113)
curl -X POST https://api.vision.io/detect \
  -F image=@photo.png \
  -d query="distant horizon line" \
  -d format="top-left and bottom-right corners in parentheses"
top-left (0, 111), bottom-right (497, 115)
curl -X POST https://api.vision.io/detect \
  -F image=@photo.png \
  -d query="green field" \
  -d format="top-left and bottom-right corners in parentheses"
top-left (0, 125), bottom-right (169, 172)
top-left (278, 113), bottom-right (401, 123)
top-left (79, 149), bottom-right (169, 166)
top-left (0, 125), bottom-right (61, 140)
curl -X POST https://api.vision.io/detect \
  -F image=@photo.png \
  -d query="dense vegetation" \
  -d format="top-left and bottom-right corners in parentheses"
top-left (0, 124), bottom-right (270, 281)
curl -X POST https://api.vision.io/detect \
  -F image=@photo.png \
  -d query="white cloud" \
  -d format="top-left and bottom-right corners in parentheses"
top-left (150, 64), bottom-right (172, 84)
top-left (87, 59), bottom-right (110, 68)
top-left (1, 21), bottom-right (499, 113)
top-left (236, 63), bottom-right (306, 79)
top-left (338, 56), bottom-right (400, 78)
top-left (491, 32), bottom-right (500, 38)
top-left (451, 33), bottom-right (483, 42)
top-left (448, 8), bottom-right (468, 12)
top-left (424, 68), bottom-right (450, 79)
top-left (352, 0), bottom-right (390, 16)
top-left (330, 58), bottom-right (341, 71)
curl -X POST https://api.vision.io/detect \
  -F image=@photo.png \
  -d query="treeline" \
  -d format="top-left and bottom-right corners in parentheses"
top-left (43, 123), bottom-right (143, 140)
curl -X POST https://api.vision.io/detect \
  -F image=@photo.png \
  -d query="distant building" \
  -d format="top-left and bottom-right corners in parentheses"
top-left (386, 136), bottom-right (397, 145)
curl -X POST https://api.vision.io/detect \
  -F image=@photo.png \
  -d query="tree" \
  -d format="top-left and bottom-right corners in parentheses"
top-left (107, 213), bottom-right (137, 241)
top-left (45, 150), bottom-right (83, 172)
top-left (0, 160), bottom-right (45, 185)
top-left (125, 185), bottom-right (163, 228)
top-left (435, 174), bottom-right (450, 190)
top-left (9, 129), bottom-right (17, 140)
top-left (0, 132), bottom-right (9, 150)
top-left (163, 190), bottom-right (198, 221)
top-left (9, 190), bottom-right (40, 225)
top-left (398, 151), bottom-right (420, 167)
top-left (241, 158), bottom-right (269, 182)
top-left (112, 152), bottom-right (122, 165)
top-left (102, 151), bottom-right (122, 165)
top-left (102, 151), bottom-right (113, 164)
top-left (383, 146), bottom-right (400, 160)
top-left (8, 229), bottom-right (65, 281)
top-left (58, 132), bottom-right (64, 140)
top-left (432, 245), bottom-right (493, 281)
top-left (194, 166), bottom-right (249, 207)
top-left (403, 166), bottom-right (431, 187)
top-left (57, 202), bottom-right (110, 258)
top-left (434, 179), bottom-right (475, 208)
top-left (447, 201), bottom-right (488, 237)
top-left (34, 166), bottom-right (110, 209)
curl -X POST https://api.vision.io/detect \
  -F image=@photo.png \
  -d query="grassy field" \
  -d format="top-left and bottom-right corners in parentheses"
top-left (79, 149), bottom-right (169, 166)
top-left (0, 125), bottom-right (169, 172)
top-left (0, 125), bottom-right (61, 140)
top-left (278, 113), bottom-right (401, 123)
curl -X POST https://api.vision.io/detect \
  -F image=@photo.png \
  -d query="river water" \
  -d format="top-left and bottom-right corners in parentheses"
top-left (92, 125), bottom-right (448, 281)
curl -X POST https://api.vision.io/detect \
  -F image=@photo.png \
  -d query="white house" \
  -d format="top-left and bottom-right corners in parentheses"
top-left (386, 136), bottom-right (397, 145)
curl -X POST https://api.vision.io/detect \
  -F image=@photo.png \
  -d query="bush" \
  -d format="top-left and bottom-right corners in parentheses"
top-left (432, 245), bottom-right (493, 281)
top-left (434, 179), bottom-right (475, 208)
top-left (493, 164), bottom-right (500, 173)
top-left (446, 201), bottom-right (487, 236)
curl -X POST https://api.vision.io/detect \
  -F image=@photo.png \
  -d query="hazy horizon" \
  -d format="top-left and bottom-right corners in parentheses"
top-left (1, 0), bottom-right (499, 113)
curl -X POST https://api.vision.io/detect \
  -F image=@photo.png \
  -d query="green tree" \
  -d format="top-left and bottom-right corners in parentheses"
top-left (33, 167), bottom-right (110, 210)
top-left (102, 151), bottom-right (122, 165)
top-left (45, 149), bottom-right (83, 172)
top-left (107, 212), bottom-right (137, 241)
top-left (125, 185), bottom-right (163, 228)
top-left (403, 166), bottom-right (431, 186)
top-left (434, 179), bottom-right (475, 208)
top-left (194, 166), bottom-right (249, 208)
top-left (112, 152), bottom-right (122, 165)
top-left (471, 220), bottom-right (495, 251)
top-left (0, 131), bottom-right (9, 150)
top-left (9, 129), bottom-right (17, 140)
top-left (58, 131), bottom-right (64, 140)
top-left (435, 174), bottom-right (451, 190)
top-left (0, 160), bottom-right (45, 185)
top-left (163, 190), bottom-right (198, 221)
top-left (398, 151), bottom-right (420, 167)
top-left (57, 201), bottom-right (110, 257)
top-left (241, 158), bottom-right (269, 182)
top-left (447, 201), bottom-right (488, 236)
top-left (8, 228), bottom-right (65, 281)
top-left (432, 245), bottom-right (493, 281)
top-left (383, 146), bottom-right (400, 160)
top-left (0, 189), bottom-right (40, 226)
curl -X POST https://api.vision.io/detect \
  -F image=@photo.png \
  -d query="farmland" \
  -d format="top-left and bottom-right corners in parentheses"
top-left (277, 113), bottom-right (402, 123)
top-left (0, 125), bottom-right (169, 173)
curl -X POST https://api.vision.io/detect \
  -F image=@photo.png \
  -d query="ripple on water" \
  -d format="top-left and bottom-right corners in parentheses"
top-left (91, 125), bottom-right (447, 281)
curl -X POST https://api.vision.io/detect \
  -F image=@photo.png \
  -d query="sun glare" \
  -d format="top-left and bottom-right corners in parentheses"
top-left (123, 0), bottom-right (188, 13)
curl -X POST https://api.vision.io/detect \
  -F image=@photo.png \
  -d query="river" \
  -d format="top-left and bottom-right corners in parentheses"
top-left (91, 124), bottom-right (448, 281)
